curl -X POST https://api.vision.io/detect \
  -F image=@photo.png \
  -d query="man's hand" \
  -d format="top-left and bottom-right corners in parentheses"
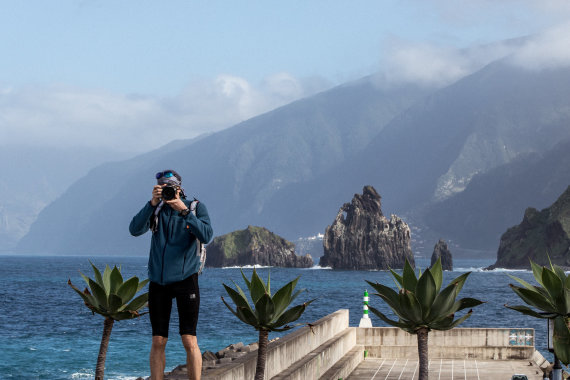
top-left (165, 193), bottom-right (187, 212)
top-left (151, 185), bottom-right (163, 206)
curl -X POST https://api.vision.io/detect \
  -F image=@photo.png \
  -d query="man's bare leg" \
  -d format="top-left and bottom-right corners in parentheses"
top-left (150, 336), bottom-right (168, 380)
top-left (181, 334), bottom-right (202, 380)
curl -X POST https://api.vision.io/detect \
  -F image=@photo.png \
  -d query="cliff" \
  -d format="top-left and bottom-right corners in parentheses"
top-left (431, 239), bottom-right (453, 270)
top-left (319, 185), bottom-right (414, 270)
top-left (206, 226), bottom-right (313, 268)
top-left (489, 186), bottom-right (570, 269)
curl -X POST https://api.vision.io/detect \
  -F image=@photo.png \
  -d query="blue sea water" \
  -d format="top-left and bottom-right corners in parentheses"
top-left (0, 255), bottom-right (555, 379)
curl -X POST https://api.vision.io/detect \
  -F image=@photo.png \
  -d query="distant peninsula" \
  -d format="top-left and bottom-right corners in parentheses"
top-left (319, 185), bottom-right (414, 270)
top-left (488, 185), bottom-right (570, 269)
top-left (206, 225), bottom-right (313, 268)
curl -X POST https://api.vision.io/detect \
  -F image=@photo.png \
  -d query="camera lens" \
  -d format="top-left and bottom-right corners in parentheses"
top-left (162, 186), bottom-right (176, 201)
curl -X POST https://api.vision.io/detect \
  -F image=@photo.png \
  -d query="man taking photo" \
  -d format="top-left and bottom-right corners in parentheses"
top-left (129, 169), bottom-right (213, 380)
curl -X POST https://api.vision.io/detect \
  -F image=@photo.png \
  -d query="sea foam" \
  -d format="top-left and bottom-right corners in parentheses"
top-left (303, 265), bottom-right (332, 270)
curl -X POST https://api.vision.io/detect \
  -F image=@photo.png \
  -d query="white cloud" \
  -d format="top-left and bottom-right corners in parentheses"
top-left (262, 72), bottom-right (305, 100)
top-left (508, 22), bottom-right (570, 70)
top-left (371, 0), bottom-right (570, 87)
top-left (375, 14), bottom-right (570, 88)
top-left (0, 74), bottom-right (330, 153)
top-left (375, 38), bottom-right (519, 87)
top-left (382, 42), bottom-right (471, 86)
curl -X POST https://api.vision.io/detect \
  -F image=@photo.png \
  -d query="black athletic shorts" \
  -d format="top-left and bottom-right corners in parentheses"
top-left (149, 273), bottom-right (200, 338)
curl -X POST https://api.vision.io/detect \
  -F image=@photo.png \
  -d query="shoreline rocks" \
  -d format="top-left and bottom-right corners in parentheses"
top-left (156, 340), bottom-right (274, 379)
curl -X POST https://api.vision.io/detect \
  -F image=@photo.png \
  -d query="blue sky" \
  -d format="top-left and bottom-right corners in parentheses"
top-left (1, 0), bottom-right (569, 152)
top-left (1, 0), bottom-right (562, 94)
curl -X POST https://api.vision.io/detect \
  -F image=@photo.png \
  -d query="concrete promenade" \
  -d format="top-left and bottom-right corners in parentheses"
top-left (346, 358), bottom-right (543, 379)
top-left (161, 309), bottom-right (552, 379)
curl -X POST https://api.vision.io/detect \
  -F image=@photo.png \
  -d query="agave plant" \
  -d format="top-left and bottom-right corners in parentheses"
top-left (221, 268), bottom-right (314, 380)
top-left (366, 258), bottom-right (483, 380)
top-left (68, 262), bottom-right (149, 380)
top-left (505, 258), bottom-right (570, 365)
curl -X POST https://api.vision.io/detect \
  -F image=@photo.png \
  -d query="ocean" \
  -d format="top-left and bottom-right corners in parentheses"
top-left (0, 255), bottom-right (555, 379)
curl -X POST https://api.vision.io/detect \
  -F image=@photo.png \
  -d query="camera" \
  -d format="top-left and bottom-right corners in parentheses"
top-left (161, 185), bottom-right (177, 201)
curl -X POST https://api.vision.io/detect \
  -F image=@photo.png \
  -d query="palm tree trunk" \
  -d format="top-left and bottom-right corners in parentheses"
top-left (254, 328), bottom-right (269, 380)
top-left (417, 327), bottom-right (429, 380)
top-left (95, 317), bottom-right (114, 380)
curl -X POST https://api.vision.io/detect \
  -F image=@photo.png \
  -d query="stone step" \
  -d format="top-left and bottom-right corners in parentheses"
top-left (271, 327), bottom-right (356, 380)
top-left (318, 345), bottom-right (364, 380)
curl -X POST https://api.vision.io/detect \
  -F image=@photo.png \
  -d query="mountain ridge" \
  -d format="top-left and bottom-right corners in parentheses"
top-left (18, 76), bottom-right (433, 254)
top-left (423, 138), bottom-right (570, 250)
top-left (16, 60), bottom-right (570, 255)
top-left (258, 60), bottom-right (570, 239)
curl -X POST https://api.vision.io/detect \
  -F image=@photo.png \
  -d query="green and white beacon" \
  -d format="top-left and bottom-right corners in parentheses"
top-left (359, 289), bottom-right (372, 327)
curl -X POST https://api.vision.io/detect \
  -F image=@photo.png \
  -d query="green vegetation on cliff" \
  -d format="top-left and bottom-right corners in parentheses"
top-left (207, 226), bottom-right (311, 268)
top-left (214, 226), bottom-right (295, 259)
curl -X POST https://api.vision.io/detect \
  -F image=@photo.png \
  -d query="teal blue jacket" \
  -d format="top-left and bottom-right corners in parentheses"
top-left (129, 199), bottom-right (213, 285)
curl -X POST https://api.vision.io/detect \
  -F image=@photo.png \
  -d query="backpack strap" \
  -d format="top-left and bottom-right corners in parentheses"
top-left (150, 200), bottom-right (165, 233)
top-left (190, 199), bottom-right (207, 275)
top-left (190, 199), bottom-right (199, 215)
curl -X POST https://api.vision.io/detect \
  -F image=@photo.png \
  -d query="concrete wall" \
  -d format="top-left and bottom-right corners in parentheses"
top-left (357, 327), bottom-right (535, 360)
top-left (201, 312), bottom-right (537, 380)
top-left (202, 309), bottom-right (350, 380)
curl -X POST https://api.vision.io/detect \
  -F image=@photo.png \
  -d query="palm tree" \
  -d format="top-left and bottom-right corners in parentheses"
top-left (366, 258), bottom-right (483, 380)
top-left (505, 258), bottom-right (570, 365)
top-left (68, 262), bottom-right (149, 380)
top-left (221, 268), bottom-right (314, 380)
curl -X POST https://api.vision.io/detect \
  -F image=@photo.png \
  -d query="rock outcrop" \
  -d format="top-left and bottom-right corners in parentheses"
top-left (431, 239), bottom-right (453, 270)
top-left (319, 185), bottom-right (414, 270)
top-left (489, 186), bottom-right (570, 269)
top-left (206, 225), bottom-right (313, 268)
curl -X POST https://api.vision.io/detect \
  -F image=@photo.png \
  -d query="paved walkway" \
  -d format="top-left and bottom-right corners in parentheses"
top-left (346, 358), bottom-right (543, 380)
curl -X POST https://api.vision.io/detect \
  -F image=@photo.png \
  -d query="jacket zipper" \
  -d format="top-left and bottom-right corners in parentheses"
top-left (160, 208), bottom-right (173, 284)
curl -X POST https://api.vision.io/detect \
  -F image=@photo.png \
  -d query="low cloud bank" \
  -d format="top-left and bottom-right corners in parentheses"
top-left (509, 22), bottom-right (570, 70)
top-left (0, 73), bottom-right (329, 153)
top-left (374, 22), bottom-right (570, 89)
top-left (374, 38), bottom-right (520, 87)
top-left (3, 18), bottom-right (570, 154)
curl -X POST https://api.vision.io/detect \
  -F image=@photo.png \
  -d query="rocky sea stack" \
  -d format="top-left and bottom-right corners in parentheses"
top-left (319, 185), bottom-right (414, 270)
top-left (489, 185), bottom-right (570, 269)
top-left (206, 226), bottom-right (313, 268)
top-left (431, 239), bottom-right (453, 270)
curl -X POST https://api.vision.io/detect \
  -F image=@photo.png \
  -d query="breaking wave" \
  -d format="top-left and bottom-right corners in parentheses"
top-left (304, 265), bottom-right (332, 270)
